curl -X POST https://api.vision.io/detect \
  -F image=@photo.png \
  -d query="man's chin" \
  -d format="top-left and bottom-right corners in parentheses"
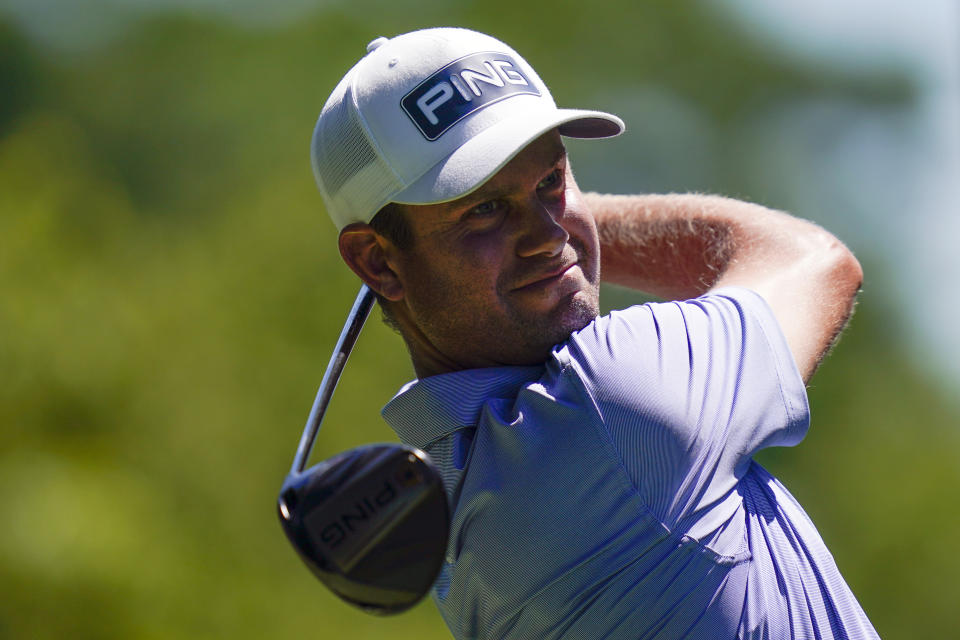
top-left (531, 288), bottom-right (600, 349)
top-left (559, 289), bottom-right (600, 333)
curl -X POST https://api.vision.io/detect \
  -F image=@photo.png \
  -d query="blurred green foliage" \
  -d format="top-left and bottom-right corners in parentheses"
top-left (0, 2), bottom-right (955, 638)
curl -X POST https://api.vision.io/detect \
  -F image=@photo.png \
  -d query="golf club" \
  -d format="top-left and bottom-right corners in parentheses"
top-left (277, 284), bottom-right (450, 615)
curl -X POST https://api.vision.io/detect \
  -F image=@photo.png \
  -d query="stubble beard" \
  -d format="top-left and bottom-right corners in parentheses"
top-left (410, 249), bottom-right (601, 369)
top-left (506, 280), bottom-right (599, 360)
top-left (416, 284), bottom-right (600, 369)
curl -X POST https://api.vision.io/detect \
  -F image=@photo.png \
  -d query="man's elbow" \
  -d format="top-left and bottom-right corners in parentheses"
top-left (796, 241), bottom-right (863, 381)
top-left (824, 239), bottom-right (864, 303)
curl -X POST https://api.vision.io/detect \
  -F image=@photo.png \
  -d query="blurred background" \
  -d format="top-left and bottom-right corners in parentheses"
top-left (1, 0), bottom-right (957, 638)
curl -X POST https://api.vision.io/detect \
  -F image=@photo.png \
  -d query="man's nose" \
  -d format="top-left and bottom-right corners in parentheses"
top-left (515, 200), bottom-right (568, 258)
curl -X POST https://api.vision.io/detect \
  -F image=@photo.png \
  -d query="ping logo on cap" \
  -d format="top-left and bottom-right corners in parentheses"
top-left (401, 52), bottom-right (541, 141)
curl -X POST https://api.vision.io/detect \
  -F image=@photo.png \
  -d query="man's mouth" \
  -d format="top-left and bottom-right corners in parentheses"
top-left (512, 261), bottom-right (579, 292)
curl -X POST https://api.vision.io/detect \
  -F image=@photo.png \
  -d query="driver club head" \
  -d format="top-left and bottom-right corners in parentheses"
top-left (278, 443), bottom-right (450, 615)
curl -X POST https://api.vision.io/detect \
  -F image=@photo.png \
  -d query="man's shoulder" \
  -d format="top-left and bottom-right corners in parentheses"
top-left (561, 287), bottom-right (768, 359)
top-left (553, 286), bottom-right (788, 403)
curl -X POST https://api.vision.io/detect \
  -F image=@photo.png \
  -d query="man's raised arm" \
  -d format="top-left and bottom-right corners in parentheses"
top-left (585, 192), bottom-right (863, 382)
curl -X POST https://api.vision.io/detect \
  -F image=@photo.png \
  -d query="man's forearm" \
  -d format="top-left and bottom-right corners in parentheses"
top-left (585, 191), bottom-right (863, 381)
top-left (586, 193), bottom-right (738, 299)
top-left (586, 192), bottom-right (832, 298)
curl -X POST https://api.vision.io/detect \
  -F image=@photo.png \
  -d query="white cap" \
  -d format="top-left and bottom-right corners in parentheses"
top-left (311, 27), bottom-right (625, 230)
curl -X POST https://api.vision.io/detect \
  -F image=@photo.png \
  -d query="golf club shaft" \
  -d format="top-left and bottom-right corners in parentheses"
top-left (290, 284), bottom-right (376, 474)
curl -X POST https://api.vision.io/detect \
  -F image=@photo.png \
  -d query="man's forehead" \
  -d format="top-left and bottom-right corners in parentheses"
top-left (390, 130), bottom-right (567, 229)
top-left (452, 132), bottom-right (567, 203)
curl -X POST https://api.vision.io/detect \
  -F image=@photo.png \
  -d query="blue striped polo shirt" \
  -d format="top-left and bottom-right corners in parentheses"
top-left (382, 287), bottom-right (879, 639)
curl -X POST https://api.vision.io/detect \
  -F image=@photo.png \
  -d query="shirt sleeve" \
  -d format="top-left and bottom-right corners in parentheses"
top-left (559, 286), bottom-right (810, 530)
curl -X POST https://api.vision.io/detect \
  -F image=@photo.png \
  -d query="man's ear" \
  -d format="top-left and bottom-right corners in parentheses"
top-left (338, 223), bottom-right (404, 301)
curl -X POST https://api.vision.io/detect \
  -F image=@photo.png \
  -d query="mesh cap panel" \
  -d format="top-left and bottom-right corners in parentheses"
top-left (313, 80), bottom-right (400, 228)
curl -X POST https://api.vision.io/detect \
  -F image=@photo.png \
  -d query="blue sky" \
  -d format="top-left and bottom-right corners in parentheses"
top-left (723, 0), bottom-right (960, 386)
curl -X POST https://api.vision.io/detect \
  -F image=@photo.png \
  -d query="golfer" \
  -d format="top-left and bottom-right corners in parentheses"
top-left (312, 27), bottom-right (879, 640)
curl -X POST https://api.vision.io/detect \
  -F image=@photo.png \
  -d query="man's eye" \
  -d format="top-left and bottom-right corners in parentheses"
top-left (537, 169), bottom-right (562, 190)
top-left (468, 200), bottom-right (501, 217)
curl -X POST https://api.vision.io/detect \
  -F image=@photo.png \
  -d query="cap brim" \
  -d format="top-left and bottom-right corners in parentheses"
top-left (392, 105), bottom-right (624, 206)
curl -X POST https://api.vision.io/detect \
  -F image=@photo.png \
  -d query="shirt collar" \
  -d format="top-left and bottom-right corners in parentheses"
top-left (381, 365), bottom-right (544, 449)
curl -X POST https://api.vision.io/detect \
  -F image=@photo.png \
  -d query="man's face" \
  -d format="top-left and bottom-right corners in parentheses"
top-left (385, 130), bottom-right (600, 373)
